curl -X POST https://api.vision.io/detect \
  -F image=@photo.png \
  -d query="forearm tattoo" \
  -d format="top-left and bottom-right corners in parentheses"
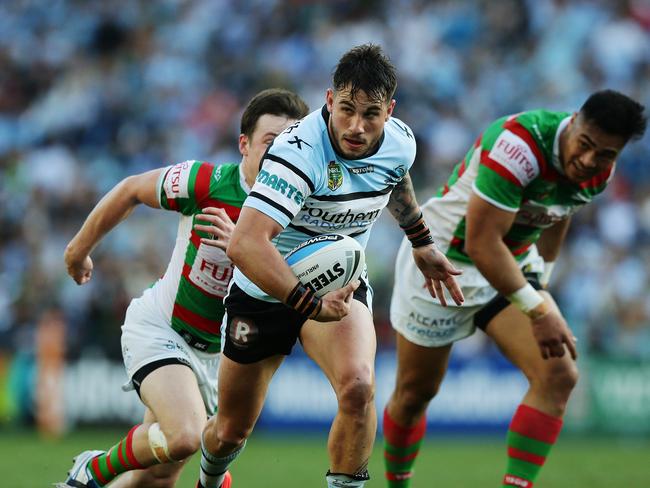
top-left (387, 173), bottom-right (422, 227)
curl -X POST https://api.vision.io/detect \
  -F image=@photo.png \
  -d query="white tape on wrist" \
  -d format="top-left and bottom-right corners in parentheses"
top-left (540, 261), bottom-right (555, 288)
top-left (507, 283), bottom-right (545, 314)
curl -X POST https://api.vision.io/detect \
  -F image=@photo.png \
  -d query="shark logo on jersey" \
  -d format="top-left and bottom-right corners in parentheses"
top-left (327, 161), bottom-right (343, 190)
top-left (384, 165), bottom-right (406, 185)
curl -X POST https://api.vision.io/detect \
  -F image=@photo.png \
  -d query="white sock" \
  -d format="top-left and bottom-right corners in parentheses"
top-left (199, 437), bottom-right (245, 488)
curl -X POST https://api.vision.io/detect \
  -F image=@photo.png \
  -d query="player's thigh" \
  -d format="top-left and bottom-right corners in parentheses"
top-left (485, 292), bottom-right (577, 381)
top-left (140, 364), bottom-right (207, 434)
top-left (300, 299), bottom-right (376, 390)
top-left (393, 333), bottom-right (452, 396)
top-left (216, 353), bottom-right (284, 429)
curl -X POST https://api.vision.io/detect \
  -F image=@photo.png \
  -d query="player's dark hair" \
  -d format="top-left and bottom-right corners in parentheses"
top-left (579, 90), bottom-right (647, 141)
top-left (241, 88), bottom-right (309, 137)
top-left (333, 43), bottom-right (397, 103)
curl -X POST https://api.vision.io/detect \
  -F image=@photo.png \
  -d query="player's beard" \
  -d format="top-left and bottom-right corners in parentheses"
top-left (328, 118), bottom-right (378, 160)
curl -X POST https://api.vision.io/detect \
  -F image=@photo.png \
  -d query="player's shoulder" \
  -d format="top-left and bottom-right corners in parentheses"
top-left (384, 116), bottom-right (417, 157)
top-left (273, 108), bottom-right (325, 148)
top-left (266, 108), bottom-right (328, 176)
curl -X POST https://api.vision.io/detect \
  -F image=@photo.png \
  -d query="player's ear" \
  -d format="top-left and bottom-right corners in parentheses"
top-left (239, 134), bottom-right (249, 157)
top-left (326, 88), bottom-right (335, 113)
top-left (386, 99), bottom-right (396, 120)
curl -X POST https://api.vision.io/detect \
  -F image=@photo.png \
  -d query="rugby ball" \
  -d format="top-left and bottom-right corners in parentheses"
top-left (285, 234), bottom-right (365, 297)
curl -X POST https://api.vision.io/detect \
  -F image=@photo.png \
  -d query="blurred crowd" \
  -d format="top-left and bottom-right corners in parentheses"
top-left (2, 0), bottom-right (650, 362)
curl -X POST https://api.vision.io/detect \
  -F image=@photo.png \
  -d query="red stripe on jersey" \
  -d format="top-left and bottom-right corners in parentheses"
top-left (201, 199), bottom-right (242, 222)
top-left (166, 197), bottom-right (179, 211)
top-left (173, 302), bottom-right (221, 334)
top-left (503, 238), bottom-right (532, 256)
top-left (508, 446), bottom-right (546, 466)
top-left (457, 159), bottom-right (467, 178)
top-left (441, 183), bottom-right (450, 195)
top-left (579, 165), bottom-right (614, 189)
top-left (481, 150), bottom-right (522, 187)
top-left (503, 119), bottom-right (547, 174)
top-left (189, 230), bottom-right (202, 249)
top-left (510, 404), bottom-right (563, 444)
top-left (194, 163), bottom-right (214, 203)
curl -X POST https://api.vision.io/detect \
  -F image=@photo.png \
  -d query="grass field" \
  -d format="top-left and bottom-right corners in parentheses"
top-left (4, 428), bottom-right (649, 487)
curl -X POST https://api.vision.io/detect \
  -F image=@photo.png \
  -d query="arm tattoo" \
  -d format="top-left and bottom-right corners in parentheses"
top-left (386, 173), bottom-right (421, 227)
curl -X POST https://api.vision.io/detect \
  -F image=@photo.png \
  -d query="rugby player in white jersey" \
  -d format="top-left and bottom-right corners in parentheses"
top-left (382, 90), bottom-right (646, 488)
top-left (57, 89), bottom-right (309, 488)
top-left (195, 44), bottom-right (464, 488)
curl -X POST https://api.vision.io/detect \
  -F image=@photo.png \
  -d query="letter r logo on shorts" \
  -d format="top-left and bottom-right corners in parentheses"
top-left (235, 321), bottom-right (250, 342)
top-left (229, 316), bottom-right (258, 348)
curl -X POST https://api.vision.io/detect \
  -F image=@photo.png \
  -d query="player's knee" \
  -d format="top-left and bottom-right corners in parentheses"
top-left (165, 427), bottom-right (202, 461)
top-left (395, 382), bottom-right (439, 414)
top-left (531, 360), bottom-right (579, 402)
top-left (337, 373), bottom-right (375, 416)
top-left (215, 418), bottom-right (253, 450)
top-left (149, 423), bottom-right (201, 463)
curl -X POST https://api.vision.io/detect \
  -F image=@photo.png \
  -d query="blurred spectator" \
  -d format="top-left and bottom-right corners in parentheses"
top-left (0, 0), bottom-right (649, 362)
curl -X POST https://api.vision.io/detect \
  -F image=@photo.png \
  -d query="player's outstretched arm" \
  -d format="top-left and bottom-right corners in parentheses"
top-left (226, 206), bottom-right (355, 322)
top-left (465, 193), bottom-right (577, 359)
top-left (386, 172), bottom-right (464, 305)
top-left (64, 168), bottom-right (163, 285)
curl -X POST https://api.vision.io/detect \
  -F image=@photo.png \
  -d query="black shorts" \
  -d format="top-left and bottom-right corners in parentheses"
top-left (474, 273), bottom-right (543, 331)
top-left (223, 280), bottom-right (369, 364)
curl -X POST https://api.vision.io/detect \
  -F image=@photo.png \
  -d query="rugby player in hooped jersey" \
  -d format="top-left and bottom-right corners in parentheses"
top-left (57, 89), bottom-right (309, 488)
top-left (382, 90), bottom-right (646, 488)
top-left (196, 44), bottom-right (464, 488)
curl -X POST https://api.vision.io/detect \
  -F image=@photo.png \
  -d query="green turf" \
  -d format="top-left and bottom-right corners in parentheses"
top-left (3, 428), bottom-right (649, 487)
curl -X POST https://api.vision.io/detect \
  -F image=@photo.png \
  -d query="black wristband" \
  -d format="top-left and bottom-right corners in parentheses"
top-left (286, 282), bottom-right (322, 318)
top-left (400, 212), bottom-right (435, 248)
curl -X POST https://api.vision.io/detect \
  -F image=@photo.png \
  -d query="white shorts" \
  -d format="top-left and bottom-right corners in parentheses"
top-left (390, 237), bottom-right (544, 348)
top-left (121, 299), bottom-right (220, 415)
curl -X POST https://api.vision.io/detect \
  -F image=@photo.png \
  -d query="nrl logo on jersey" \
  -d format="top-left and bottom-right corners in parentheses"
top-left (327, 161), bottom-right (343, 190)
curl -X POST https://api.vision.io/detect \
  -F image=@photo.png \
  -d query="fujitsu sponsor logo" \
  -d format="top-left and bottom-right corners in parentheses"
top-left (495, 139), bottom-right (536, 179)
top-left (489, 131), bottom-right (539, 184)
top-left (170, 162), bottom-right (190, 193)
top-left (503, 475), bottom-right (531, 487)
top-left (164, 161), bottom-right (192, 199)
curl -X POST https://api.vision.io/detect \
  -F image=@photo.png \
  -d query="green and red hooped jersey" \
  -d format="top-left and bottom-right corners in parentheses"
top-left (430, 110), bottom-right (614, 264)
top-left (147, 161), bottom-right (248, 353)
